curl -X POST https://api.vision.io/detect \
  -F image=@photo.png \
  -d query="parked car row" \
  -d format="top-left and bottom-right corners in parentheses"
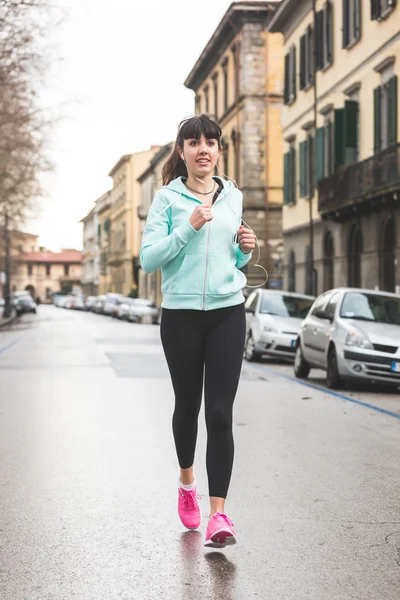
top-left (244, 287), bottom-right (400, 390)
top-left (55, 293), bottom-right (160, 324)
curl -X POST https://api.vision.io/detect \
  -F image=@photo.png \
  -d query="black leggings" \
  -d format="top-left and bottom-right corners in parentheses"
top-left (160, 303), bottom-right (246, 498)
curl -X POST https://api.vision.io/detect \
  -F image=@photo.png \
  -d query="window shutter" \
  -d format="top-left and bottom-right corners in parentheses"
top-left (290, 147), bottom-right (296, 204)
top-left (315, 128), bottom-right (325, 182)
top-left (370, 0), bottom-right (381, 20)
top-left (334, 108), bottom-right (345, 166)
top-left (291, 46), bottom-right (297, 101)
top-left (284, 53), bottom-right (290, 105)
top-left (300, 141), bottom-right (306, 197)
top-left (315, 11), bottom-right (324, 71)
top-left (326, 2), bottom-right (333, 65)
top-left (344, 100), bottom-right (358, 164)
top-left (388, 75), bottom-right (398, 147)
top-left (374, 86), bottom-right (382, 154)
top-left (354, 0), bottom-right (361, 40)
top-left (307, 27), bottom-right (314, 85)
top-left (284, 152), bottom-right (290, 204)
top-left (300, 35), bottom-right (306, 90)
top-left (342, 0), bottom-right (349, 48)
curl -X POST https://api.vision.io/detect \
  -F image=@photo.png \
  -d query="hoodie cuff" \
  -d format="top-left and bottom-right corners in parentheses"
top-left (235, 245), bottom-right (253, 268)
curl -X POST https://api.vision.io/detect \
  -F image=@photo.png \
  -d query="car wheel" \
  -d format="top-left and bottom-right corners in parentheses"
top-left (326, 346), bottom-right (342, 390)
top-left (244, 332), bottom-right (261, 362)
top-left (294, 343), bottom-right (310, 379)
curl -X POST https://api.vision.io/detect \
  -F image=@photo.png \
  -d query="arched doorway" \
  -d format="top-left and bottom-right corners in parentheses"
top-left (25, 284), bottom-right (35, 298)
top-left (323, 231), bottom-right (334, 291)
top-left (380, 217), bottom-right (396, 292)
top-left (288, 249), bottom-right (296, 292)
top-left (348, 225), bottom-right (363, 288)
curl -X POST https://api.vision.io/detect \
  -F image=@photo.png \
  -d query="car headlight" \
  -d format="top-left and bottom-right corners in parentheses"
top-left (344, 328), bottom-right (373, 350)
top-left (263, 324), bottom-right (278, 333)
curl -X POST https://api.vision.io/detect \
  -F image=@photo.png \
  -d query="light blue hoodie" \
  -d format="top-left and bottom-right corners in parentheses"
top-left (139, 176), bottom-right (252, 311)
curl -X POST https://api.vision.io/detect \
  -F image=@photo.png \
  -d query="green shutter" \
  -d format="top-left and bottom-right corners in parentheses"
top-left (334, 108), bottom-right (345, 166)
top-left (374, 86), bottom-right (382, 154)
top-left (300, 141), bottom-right (306, 197)
top-left (342, 0), bottom-right (349, 48)
top-left (284, 53), bottom-right (290, 105)
top-left (300, 35), bottom-right (306, 90)
top-left (315, 10), bottom-right (324, 71)
top-left (371, 0), bottom-right (380, 20)
top-left (284, 152), bottom-right (290, 205)
top-left (388, 75), bottom-right (398, 147)
top-left (344, 100), bottom-right (358, 164)
top-left (292, 46), bottom-right (297, 101)
top-left (326, 2), bottom-right (333, 65)
top-left (97, 224), bottom-right (101, 240)
top-left (315, 127), bottom-right (325, 182)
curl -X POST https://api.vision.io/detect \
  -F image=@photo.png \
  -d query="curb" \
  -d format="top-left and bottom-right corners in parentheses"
top-left (0, 313), bottom-right (18, 329)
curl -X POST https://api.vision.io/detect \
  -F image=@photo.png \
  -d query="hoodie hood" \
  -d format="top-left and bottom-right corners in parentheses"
top-left (163, 176), bottom-right (235, 200)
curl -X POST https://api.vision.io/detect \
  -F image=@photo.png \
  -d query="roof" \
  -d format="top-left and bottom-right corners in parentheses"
top-left (268, 0), bottom-right (296, 33)
top-left (79, 206), bottom-right (96, 223)
top-left (108, 154), bottom-right (132, 178)
top-left (137, 143), bottom-right (173, 183)
top-left (184, 1), bottom-right (276, 91)
top-left (16, 250), bottom-right (83, 264)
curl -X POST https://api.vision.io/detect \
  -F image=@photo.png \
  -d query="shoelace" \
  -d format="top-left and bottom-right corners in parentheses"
top-left (212, 512), bottom-right (234, 527)
top-left (181, 490), bottom-right (201, 511)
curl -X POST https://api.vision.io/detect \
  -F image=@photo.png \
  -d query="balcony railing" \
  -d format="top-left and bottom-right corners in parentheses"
top-left (318, 143), bottom-right (400, 220)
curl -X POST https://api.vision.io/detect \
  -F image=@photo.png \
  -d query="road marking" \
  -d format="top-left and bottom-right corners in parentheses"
top-left (246, 362), bottom-right (400, 422)
top-left (0, 337), bottom-right (23, 356)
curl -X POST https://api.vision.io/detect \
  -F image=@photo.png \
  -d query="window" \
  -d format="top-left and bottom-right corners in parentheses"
top-left (342, 0), bottom-right (361, 48)
top-left (245, 291), bottom-right (259, 313)
top-left (97, 224), bottom-right (101, 241)
top-left (45, 264), bottom-right (51, 277)
top-left (288, 250), bottom-right (296, 292)
top-left (311, 292), bottom-right (332, 316)
top-left (325, 292), bottom-right (340, 320)
top-left (27, 264), bottom-right (33, 276)
top-left (300, 26), bottom-right (313, 90)
top-left (315, 119), bottom-right (334, 182)
top-left (46, 287), bottom-right (51, 300)
top-left (305, 245), bottom-right (313, 295)
top-left (284, 145), bottom-right (296, 205)
top-left (204, 85), bottom-right (209, 112)
top-left (212, 74), bottom-right (218, 118)
top-left (348, 224), bottom-right (363, 287)
top-left (300, 133), bottom-right (314, 198)
top-left (380, 216), bottom-right (396, 293)
top-left (64, 264), bottom-right (70, 276)
top-left (323, 231), bottom-right (335, 291)
top-left (195, 95), bottom-right (201, 114)
top-left (371, 0), bottom-right (397, 20)
top-left (374, 76), bottom-right (398, 152)
top-left (316, 2), bottom-right (333, 71)
top-left (284, 45), bottom-right (296, 105)
top-left (222, 59), bottom-right (229, 112)
top-left (334, 100), bottom-right (359, 166)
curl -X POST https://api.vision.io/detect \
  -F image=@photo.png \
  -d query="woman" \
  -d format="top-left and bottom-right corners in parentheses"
top-left (140, 114), bottom-right (256, 549)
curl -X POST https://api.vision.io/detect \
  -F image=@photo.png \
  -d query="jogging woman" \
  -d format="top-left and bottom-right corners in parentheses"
top-left (140, 114), bottom-right (256, 549)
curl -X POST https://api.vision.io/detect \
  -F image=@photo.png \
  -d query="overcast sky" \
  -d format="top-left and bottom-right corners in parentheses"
top-left (30, 0), bottom-right (248, 251)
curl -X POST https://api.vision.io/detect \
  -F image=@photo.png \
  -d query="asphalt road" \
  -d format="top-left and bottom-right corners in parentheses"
top-left (0, 305), bottom-right (399, 600)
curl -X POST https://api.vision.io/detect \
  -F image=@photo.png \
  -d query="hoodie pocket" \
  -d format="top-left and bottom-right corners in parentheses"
top-left (208, 254), bottom-right (241, 296)
top-left (168, 253), bottom-right (204, 295)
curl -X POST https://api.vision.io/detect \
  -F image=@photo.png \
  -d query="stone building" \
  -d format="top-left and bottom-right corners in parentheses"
top-left (96, 191), bottom-right (112, 295)
top-left (108, 147), bottom-right (161, 296)
top-left (269, 0), bottom-right (399, 295)
top-left (137, 143), bottom-right (173, 306)
top-left (184, 0), bottom-right (284, 287)
top-left (14, 249), bottom-right (83, 302)
top-left (80, 206), bottom-right (99, 297)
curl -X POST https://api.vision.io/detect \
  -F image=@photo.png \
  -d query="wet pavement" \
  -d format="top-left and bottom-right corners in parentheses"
top-left (0, 305), bottom-right (399, 600)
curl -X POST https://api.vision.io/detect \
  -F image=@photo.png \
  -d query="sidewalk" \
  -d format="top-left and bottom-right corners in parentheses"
top-left (0, 312), bottom-right (17, 329)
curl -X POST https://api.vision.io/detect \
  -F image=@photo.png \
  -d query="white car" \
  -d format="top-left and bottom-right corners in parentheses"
top-left (244, 289), bottom-right (315, 362)
top-left (127, 299), bottom-right (160, 324)
top-left (103, 293), bottom-right (124, 316)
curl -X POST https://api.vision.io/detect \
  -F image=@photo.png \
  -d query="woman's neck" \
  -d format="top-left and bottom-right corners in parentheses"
top-left (185, 173), bottom-right (215, 194)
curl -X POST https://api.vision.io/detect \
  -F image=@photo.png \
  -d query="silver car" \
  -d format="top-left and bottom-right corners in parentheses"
top-left (294, 288), bottom-right (400, 389)
top-left (244, 289), bottom-right (315, 361)
top-left (127, 299), bottom-right (160, 324)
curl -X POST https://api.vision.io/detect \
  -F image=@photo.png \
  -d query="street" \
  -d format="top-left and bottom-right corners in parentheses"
top-left (0, 305), bottom-right (399, 600)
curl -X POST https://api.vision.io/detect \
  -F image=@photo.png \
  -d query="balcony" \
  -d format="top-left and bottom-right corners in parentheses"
top-left (318, 143), bottom-right (400, 222)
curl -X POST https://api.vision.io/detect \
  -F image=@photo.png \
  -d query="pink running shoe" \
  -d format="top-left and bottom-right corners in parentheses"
top-left (204, 512), bottom-right (237, 548)
top-left (178, 486), bottom-right (201, 530)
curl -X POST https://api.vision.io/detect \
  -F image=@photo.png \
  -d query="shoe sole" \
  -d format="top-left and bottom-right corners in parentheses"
top-left (204, 527), bottom-right (237, 548)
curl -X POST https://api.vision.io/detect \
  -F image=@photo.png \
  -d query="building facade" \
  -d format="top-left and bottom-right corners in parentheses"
top-left (137, 143), bottom-right (173, 306)
top-left (95, 191), bottom-right (112, 295)
top-left (269, 0), bottom-right (399, 295)
top-left (14, 249), bottom-right (83, 302)
top-left (108, 148), bottom-right (160, 296)
top-left (185, 0), bottom-right (284, 287)
top-left (80, 206), bottom-right (99, 297)
top-left (0, 227), bottom-right (38, 298)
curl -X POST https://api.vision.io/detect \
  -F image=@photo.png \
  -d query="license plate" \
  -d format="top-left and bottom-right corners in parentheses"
top-left (290, 339), bottom-right (296, 348)
top-left (391, 362), bottom-right (400, 373)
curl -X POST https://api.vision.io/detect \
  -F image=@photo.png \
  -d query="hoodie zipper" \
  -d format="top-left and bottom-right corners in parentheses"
top-left (201, 191), bottom-right (225, 311)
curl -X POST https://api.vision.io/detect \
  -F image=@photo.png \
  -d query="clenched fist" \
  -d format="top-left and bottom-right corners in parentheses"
top-left (189, 204), bottom-right (213, 231)
top-left (238, 225), bottom-right (256, 254)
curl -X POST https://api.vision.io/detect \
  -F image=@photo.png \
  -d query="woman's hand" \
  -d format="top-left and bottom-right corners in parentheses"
top-left (189, 204), bottom-right (213, 231)
top-left (238, 225), bottom-right (256, 254)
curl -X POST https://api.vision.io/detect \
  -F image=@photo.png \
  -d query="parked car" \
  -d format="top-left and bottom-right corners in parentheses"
top-left (15, 295), bottom-right (37, 315)
top-left (244, 289), bottom-right (315, 362)
top-left (13, 290), bottom-right (31, 306)
top-left (0, 298), bottom-right (4, 316)
top-left (294, 288), bottom-right (400, 389)
top-left (67, 296), bottom-right (85, 310)
top-left (115, 298), bottom-right (136, 320)
top-left (85, 296), bottom-right (96, 311)
top-left (103, 293), bottom-right (124, 316)
top-left (127, 299), bottom-right (160, 324)
top-left (92, 295), bottom-right (106, 314)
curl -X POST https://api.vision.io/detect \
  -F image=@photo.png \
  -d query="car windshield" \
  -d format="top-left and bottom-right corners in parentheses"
top-left (259, 294), bottom-right (314, 319)
top-left (340, 292), bottom-right (400, 325)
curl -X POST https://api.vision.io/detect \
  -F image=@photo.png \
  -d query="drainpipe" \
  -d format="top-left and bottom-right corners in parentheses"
top-left (264, 24), bottom-right (272, 287)
top-left (310, 0), bottom-right (317, 295)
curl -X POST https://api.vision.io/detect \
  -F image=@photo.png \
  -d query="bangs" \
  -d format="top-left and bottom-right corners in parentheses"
top-left (179, 114), bottom-right (222, 142)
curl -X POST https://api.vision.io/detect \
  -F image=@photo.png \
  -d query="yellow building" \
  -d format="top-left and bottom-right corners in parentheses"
top-left (108, 148), bottom-right (161, 296)
top-left (269, 0), bottom-right (399, 294)
top-left (95, 191), bottom-right (112, 295)
top-left (185, 0), bottom-right (284, 287)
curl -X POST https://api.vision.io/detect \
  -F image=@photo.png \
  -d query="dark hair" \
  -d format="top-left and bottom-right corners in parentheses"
top-left (162, 114), bottom-right (222, 186)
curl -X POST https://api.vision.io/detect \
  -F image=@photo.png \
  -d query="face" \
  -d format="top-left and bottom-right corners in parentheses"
top-left (180, 134), bottom-right (220, 178)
